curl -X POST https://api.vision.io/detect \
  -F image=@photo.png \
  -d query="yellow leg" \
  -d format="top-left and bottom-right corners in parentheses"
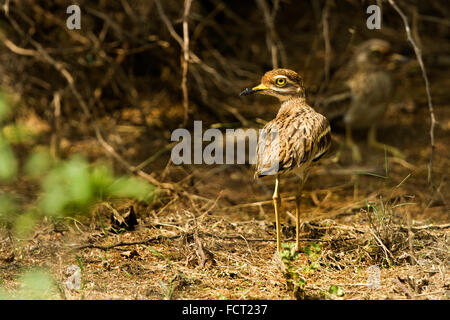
top-left (346, 123), bottom-right (362, 163)
top-left (294, 180), bottom-right (305, 252)
top-left (367, 125), bottom-right (405, 159)
top-left (272, 175), bottom-right (282, 252)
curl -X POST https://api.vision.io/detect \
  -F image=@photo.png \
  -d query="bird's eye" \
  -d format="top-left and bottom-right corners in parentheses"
top-left (371, 50), bottom-right (382, 58)
top-left (274, 78), bottom-right (287, 87)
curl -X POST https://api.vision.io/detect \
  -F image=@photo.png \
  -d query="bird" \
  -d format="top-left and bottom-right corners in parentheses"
top-left (320, 39), bottom-right (406, 162)
top-left (240, 69), bottom-right (331, 253)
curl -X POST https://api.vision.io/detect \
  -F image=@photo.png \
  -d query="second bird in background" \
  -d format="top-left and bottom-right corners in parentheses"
top-left (321, 39), bottom-right (407, 162)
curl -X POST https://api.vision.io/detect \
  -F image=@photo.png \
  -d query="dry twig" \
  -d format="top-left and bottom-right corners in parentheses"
top-left (388, 0), bottom-right (437, 185)
top-left (322, 0), bottom-right (331, 84)
top-left (369, 228), bottom-right (395, 264)
top-left (256, 0), bottom-right (286, 68)
top-left (181, 0), bottom-right (193, 126)
top-left (72, 234), bottom-right (184, 251)
top-left (1, 18), bottom-right (174, 191)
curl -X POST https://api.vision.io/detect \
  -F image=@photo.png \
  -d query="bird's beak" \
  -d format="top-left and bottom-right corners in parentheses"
top-left (390, 53), bottom-right (409, 64)
top-left (388, 53), bottom-right (409, 71)
top-left (239, 83), bottom-right (268, 96)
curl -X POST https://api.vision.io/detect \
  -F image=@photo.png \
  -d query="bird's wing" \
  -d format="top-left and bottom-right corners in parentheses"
top-left (255, 112), bottom-right (331, 177)
top-left (255, 119), bottom-right (283, 177)
top-left (314, 62), bottom-right (354, 123)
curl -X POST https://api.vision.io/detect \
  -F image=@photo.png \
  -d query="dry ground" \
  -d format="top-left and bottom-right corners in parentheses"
top-left (0, 0), bottom-right (448, 302)
top-left (0, 101), bottom-right (449, 300)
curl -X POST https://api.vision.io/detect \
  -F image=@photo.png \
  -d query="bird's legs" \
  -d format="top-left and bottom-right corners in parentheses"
top-left (346, 123), bottom-right (362, 163)
top-left (272, 175), bottom-right (282, 253)
top-left (294, 179), bottom-right (306, 252)
top-left (367, 125), bottom-right (405, 158)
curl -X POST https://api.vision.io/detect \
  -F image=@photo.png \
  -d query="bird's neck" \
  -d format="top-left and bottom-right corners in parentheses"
top-left (278, 95), bottom-right (309, 115)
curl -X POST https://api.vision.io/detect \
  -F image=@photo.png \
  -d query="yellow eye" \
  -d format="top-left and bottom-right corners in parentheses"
top-left (274, 77), bottom-right (287, 87)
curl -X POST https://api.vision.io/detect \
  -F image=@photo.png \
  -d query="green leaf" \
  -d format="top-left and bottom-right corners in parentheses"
top-left (0, 139), bottom-right (17, 182)
top-left (354, 171), bottom-right (388, 179)
top-left (329, 285), bottom-right (338, 294)
top-left (297, 277), bottom-right (306, 287)
top-left (39, 156), bottom-right (93, 216)
top-left (90, 163), bottom-right (114, 195)
top-left (310, 261), bottom-right (320, 270)
top-left (0, 93), bottom-right (10, 122)
top-left (311, 241), bottom-right (321, 253)
top-left (24, 149), bottom-right (53, 177)
top-left (303, 246), bottom-right (312, 257)
top-left (107, 176), bottom-right (155, 201)
top-left (0, 194), bottom-right (17, 223)
top-left (39, 186), bottom-right (69, 216)
top-left (16, 270), bottom-right (57, 300)
top-left (13, 211), bottom-right (38, 237)
top-left (218, 293), bottom-right (228, 300)
top-left (76, 255), bottom-right (84, 272)
top-left (2, 124), bottom-right (35, 144)
top-left (143, 245), bottom-right (165, 260)
top-left (329, 285), bottom-right (344, 297)
top-left (62, 156), bottom-right (93, 204)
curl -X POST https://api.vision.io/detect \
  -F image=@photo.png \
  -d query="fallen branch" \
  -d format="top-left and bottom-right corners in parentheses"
top-left (399, 223), bottom-right (450, 231)
top-left (71, 229), bottom-right (357, 251)
top-left (394, 277), bottom-right (415, 299)
top-left (71, 234), bottom-right (184, 251)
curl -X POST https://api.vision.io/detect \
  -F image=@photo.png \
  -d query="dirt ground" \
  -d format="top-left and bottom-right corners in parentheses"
top-left (0, 98), bottom-right (448, 300)
top-left (0, 2), bottom-right (449, 300)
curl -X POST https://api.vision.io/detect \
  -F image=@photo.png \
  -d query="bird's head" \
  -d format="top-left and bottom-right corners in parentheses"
top-left (354, 39), bottom-right (407, 70)
top-left (240, 68), bottom-right (305, 101)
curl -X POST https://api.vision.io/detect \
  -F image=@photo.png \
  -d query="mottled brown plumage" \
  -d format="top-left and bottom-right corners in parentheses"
top-left (241, 68), bottom-right (331, 252)
top-left (255, 100), bottom-right (331, 178)
top-left (345, 39), bottom-right (394, 129)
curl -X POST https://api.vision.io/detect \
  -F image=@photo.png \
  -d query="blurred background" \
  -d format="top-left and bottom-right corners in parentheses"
top-left (0, 0), bottom-right (449, 299)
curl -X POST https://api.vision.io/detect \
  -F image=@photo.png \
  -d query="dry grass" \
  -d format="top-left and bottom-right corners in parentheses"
top-left (0, 197), bottom-right (448, 300)
top-left (0, 0), bottom-right (449, 301)
top-left (1, 105), bottom-right (449, 299)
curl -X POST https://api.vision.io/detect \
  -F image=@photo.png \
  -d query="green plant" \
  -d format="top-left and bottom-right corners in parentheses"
top-left (0, 269), bottom-right (59, 300)
top-left (280, 243), bottom-right (306, 298)
top-left (74, 255), bottom-right (85, 292)
top-left (97, 212), bottom-right (109, 239)
top-left (159, 278), bottom-right (174, 300)
top-left (144, 245), bottom-right (172, 271)
top-left (328, 285), bottom-right (344, 297)
top-left (144, 246), bottom-right (177, 299)
top-left (0, 93), bottom-right (156, 237)
top-left (357, 152), bottom-right (415, 266)
top-left (303, 242), bottom-right (322, 273)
